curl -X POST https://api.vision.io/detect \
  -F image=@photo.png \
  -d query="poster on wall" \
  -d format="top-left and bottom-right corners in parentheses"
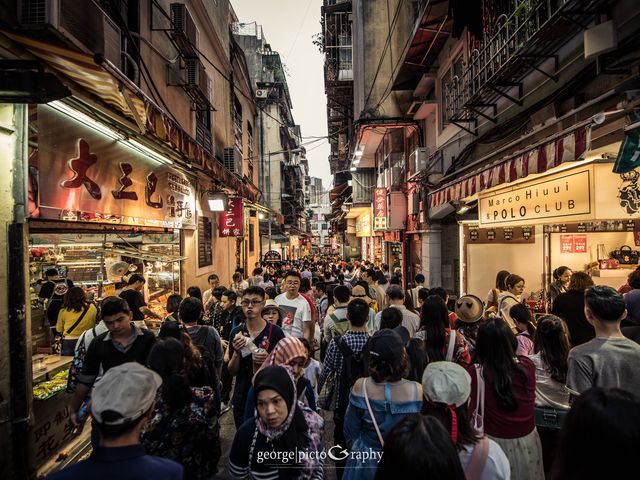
top-left (559, 234), bottom-right (588, 253)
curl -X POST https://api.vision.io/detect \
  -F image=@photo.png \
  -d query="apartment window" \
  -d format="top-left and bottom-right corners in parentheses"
top-left (441, 53), bottom-right (465, 126)
top-left (247, 121), bottom-right (254, 181)
top-left (196, 109), bottom-right (212, 153)
top-left (233, 95), bottom-right (242, 151)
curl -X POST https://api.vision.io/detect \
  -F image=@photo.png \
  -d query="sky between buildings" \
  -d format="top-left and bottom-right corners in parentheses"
top-left (232, 0), bottom-right (333, 197)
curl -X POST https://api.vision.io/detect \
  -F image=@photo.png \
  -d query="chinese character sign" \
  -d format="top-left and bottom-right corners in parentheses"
top-left (219, 197), bottom-right (244, 237)
top-left (373, 187), bottom-right (389, 230)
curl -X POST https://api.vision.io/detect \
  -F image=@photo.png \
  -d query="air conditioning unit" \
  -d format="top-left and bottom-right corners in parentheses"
top-left (410, 147), bottom-right (429, 174)
top-left (184, 58), bottom-right (210, 106)
top-left (223, 147), bottom-right (243, 177)
top-left (17, 0), bottom-right (122, 70)
top-left (170, 3), bottom-right (198, 57)
top-left (255, 89), bottom-right (268, 99)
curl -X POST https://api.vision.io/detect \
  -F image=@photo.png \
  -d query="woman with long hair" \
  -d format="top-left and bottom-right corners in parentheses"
top-left (158, 321), bottom-right (214, 388)
top-left (467, 317), bottom-right (543, 480)
top-left (343, 328), bottom-right (422, 480)
top-left (375, 414), bottom-right (466, 480)
top-left (422, 362), bottom-right (510, 479)
top-left (551, 271), bottom-right (595, 347)
top-left (550, 387), bottom-right (640, 480)
top-left (416, 295), bottom-right (471, 366)
top-left (486, 270), bottom-right (510, 310)
top-left (143, 338), bottom-right (221, 480)
top-left (229, 365), bottom-right (324, 480)
top-left (55, 286), bottom-right (97, 356)
top-left (529, 314), bottom-right (571, 474)
top-left (548, 266), bottom-right (572, 307)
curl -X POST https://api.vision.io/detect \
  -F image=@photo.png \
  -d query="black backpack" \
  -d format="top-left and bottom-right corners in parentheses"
top-left (335, 337), bottom-right (369, 421)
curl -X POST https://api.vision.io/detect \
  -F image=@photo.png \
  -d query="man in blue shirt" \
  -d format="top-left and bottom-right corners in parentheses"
top-left (48, 362), bottom-right (183, 480)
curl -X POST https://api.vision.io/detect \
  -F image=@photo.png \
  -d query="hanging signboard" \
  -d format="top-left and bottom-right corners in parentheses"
top-left (263, 250), bottom-right (282, 263)
top-left (36, 105), bottom-right (196, 229)
top-left (219, 197), bottom-right (244, 237)
top-left (373, 187), bottom-right (389, 230)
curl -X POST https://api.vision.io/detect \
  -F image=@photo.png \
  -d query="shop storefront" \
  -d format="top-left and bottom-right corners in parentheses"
top-left (26, 101), bottom-right (195, 474)
top-left (462, 159), bottom-right (640, 309)
top-left (355, 209), bottom-right (373, 262)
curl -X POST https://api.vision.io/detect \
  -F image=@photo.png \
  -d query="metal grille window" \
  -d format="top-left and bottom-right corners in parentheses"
top-left (196, 109), bottom-right (212, 153)
top-left (441, 53), bottom-right (465, 126)
top-left (247, 121), bottom-right (254, 181)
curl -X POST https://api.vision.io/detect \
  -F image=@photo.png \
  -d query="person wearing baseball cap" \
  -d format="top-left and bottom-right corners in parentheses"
top-left (47, 362), bottom-right (183, 480)
top-left (422, 361), bottom-right (510, 480)
top-left (342, 327), bottom-right (422, 480)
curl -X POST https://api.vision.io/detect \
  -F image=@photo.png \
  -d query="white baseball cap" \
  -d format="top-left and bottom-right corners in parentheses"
top-left (91, 362), bottom-right (162, 425)
top-left (422, 361), bottom-right (471, 408)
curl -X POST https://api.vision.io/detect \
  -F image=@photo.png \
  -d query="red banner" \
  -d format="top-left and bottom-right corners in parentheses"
top-left (373, 187), bottom-right (388, 230)
top-left (560, 234), bottom-right (587, 253)
top-left (219, 198), bottom-right (244, 237)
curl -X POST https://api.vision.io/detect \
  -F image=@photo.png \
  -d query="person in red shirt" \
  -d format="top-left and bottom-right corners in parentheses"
top-left (466, 317), bottom-right (543, 480)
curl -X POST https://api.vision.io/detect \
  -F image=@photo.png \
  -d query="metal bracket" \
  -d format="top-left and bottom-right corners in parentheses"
top-left (518, 54), bottom-right (559, 82)
top-left (450, 117), bottom-right (478, 136)
top-left (466, 103), bottom-right (498, 124)
top-left (488, 82), bottom-right (523, 106)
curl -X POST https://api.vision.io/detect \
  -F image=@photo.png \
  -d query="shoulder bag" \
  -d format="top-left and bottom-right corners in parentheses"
top-left (363, 377), bottom-right (385, 448)
top-left (318, 370), bottom-right (336, 411)
top-left (63, 305), bottom-right (90, 338)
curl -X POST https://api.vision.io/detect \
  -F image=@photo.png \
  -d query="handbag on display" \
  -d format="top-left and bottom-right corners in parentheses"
top-left (599, 258), bottom-right (620, 270)
top-left (610, 245), bottom-right (640, 265)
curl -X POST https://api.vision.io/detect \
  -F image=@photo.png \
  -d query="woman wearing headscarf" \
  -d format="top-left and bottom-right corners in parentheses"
top-left (229, 365), bottom-right (324, 480)
top-left (242, 336), bottom-right (317, 422)
top-left (343, 327), bottom-right (423, 480)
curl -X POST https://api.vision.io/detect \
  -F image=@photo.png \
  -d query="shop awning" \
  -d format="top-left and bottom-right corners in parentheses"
top-left (2, 30), bottom-right (260, 203)
top-left (329, 183), bottom-right (351, 202)
top-left (429, 126), bottom-right (590, 209)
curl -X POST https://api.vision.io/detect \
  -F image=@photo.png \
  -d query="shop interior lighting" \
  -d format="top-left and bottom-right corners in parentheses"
top-left (206, 191), bottom-right (229, 211)
top-left (355, 147), bottom-right (364, 157)
top-left (258, 212), bottom-right (266, 220)
top-left (350, 167), bottom-right (357, 172)
top-left (49, 101), bottom-right (125, 141)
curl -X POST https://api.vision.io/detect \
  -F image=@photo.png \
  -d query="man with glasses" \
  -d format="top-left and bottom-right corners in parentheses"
top-left (69, 296), bottom-right (156, 436)
top-left (227, 286), bottom-right (285, 428)
top-left (275, 271), bottom-right (314, 345)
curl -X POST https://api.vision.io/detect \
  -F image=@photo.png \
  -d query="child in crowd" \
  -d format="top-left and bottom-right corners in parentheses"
top-left (300, 338), bottom-right (322, 396)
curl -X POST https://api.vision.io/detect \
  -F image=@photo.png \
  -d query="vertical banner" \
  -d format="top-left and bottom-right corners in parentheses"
top-left (219, 197), bottom-right (244, 237)
top-left (373, 187), bottom-right (389, 230)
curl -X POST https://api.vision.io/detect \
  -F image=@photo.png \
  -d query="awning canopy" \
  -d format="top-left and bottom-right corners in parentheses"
top-left (2, 30), bottom-right (259, 203)
top-left (329, 183), bottom-right (351, 202)
top-left (429, 126), bottom-right (590, 209)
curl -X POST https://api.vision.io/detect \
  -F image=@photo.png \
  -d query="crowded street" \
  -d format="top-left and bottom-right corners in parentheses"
top-left (1, 0), bottom-right (640, 479)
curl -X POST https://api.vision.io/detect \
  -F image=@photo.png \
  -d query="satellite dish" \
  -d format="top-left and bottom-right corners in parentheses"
top-left (108, 261), bottom-right (131, 279)
top-left (498, 294), bottom-right (520, 331)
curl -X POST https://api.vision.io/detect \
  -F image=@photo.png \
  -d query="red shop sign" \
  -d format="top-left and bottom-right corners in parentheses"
top-left (219, 198), bottom-right (244, 237)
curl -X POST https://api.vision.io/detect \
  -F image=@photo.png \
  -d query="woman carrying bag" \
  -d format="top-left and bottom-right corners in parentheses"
top-left (343, 327), bottom-right (422, 480)
top-left (466, 317), bottom-right (544, 480)
top-left (56, 286), bottom-right (97, 356)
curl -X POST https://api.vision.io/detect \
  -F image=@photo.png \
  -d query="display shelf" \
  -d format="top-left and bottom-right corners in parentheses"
top-left (32, 356), bottom-right (73, 384)
top-left (592, 269), bottom-right (635, 277)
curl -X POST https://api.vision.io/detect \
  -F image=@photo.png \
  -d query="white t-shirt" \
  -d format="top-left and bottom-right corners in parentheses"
top-left (458, 438), bottom-right (511, 480)
top-left (275, 293), bottom-right (312, 338)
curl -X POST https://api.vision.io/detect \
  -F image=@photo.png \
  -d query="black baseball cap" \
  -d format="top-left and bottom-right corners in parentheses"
top-left (369, 326), bottom-right (409, 363)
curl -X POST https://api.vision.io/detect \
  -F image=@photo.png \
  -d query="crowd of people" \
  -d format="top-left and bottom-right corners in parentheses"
top-left (42, 258), bottom-right (640, 480)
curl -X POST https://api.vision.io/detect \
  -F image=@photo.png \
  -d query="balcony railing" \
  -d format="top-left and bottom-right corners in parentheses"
top-left (444, 0), bottom-right (605, 130)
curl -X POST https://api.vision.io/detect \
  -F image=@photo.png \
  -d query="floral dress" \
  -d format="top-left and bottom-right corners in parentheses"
top-left (142, 386), bottom-right (221, 480)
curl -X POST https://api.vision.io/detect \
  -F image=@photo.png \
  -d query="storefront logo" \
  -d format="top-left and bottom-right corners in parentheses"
top-left (618, 171), bottom-right (640, 215)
